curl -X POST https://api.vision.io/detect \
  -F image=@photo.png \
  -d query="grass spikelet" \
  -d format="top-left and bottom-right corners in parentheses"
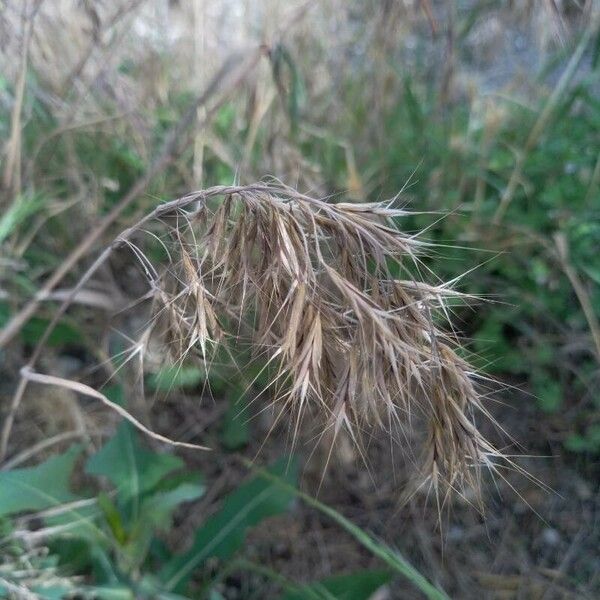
top-left (142, 182), bottom-right (506, 499)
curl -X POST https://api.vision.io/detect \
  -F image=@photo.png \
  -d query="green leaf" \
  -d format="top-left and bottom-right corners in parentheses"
top-left (116, 477), bottom-right (205, 571)
top-left (532, 372), bottom-right (563, 413)
top-left (591, 27), bottom-right (600, 69)
top-left (47, 538), bottom-right (93, 574)
top-left (103, 384), bottom-right (125, 406)
top-left (0, 445), bottom-right (81, 517)
top-left (0, 303), bottom-right (82, 348)
top-left (98, 492), bottom-right (127, 545)
top-left (136, 575), bottom-right (193, 600)
top-left (281, 570), bottom-right (391, 600)
top-left (403, 77), bottom-right (424, 135)
top-left (140, 481), bottom-right (205, 530)
top-left (147, 365), bottom-right (206, 392)
top-left (44, 499), bottom-right (105, 544)
top-left (472, 316), bottom-right (523, 374)
top-left (220, 382), bottom-right (249, 451)
top-left (20, 317), bottom-right (82, 347)
top-left (565, 425), bottom-right (600, 454)
top-left (564, 434), bottom-right (590, 453)
top-left (270, 44), bottom-right (305, 134)
top-left (85, 422), bottom-right (183, 505)
top-left (160, 459), bottom-right (298, 591)
top-left (0, 192), bottom-right (45, 244)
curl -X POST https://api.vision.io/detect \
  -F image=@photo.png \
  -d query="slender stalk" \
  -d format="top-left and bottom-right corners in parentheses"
top-left (2, 0), bottom-right (44, 197)
top-left (554, 234), bottom-right (600, 364)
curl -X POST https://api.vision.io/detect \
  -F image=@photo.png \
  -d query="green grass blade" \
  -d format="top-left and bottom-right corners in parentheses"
top-left (243, 460), bottom-right (449, 600)
top-left (0, 193), bottom-right (44, 244)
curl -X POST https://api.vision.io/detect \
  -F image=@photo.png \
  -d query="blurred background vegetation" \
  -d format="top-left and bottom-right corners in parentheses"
top-left (0, 1), bottom-right (599, 598)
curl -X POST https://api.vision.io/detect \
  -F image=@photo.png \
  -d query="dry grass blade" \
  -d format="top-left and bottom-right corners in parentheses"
top-left (19, 367), bottom-right (209, 451)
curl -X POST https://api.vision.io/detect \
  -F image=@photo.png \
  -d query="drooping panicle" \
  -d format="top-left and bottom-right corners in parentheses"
top-left (149, 183), bottom-right (503, 496)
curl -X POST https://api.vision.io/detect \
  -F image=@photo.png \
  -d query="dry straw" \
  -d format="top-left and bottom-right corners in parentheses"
top-left (139, 182), bottom-right (506, 500)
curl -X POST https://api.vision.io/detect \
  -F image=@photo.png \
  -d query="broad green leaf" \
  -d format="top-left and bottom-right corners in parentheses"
top-left (160, 459), bottom-right (298, 591)
top-left (85, 422), bottom-right (183, 504)
top-left (281, 570), bottom-right (391, 600)
top-left (89, 544), bottom-right (122, 585)
top-left (137, 575), bottom-right (193, 600)
top-left (0, 445), bottom-right (81, 517)
top-left (147, 358), bottom-right (235, 395)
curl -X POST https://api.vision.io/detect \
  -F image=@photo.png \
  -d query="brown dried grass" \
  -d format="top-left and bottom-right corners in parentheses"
top-left (138, 182), bottom-right (507, 501)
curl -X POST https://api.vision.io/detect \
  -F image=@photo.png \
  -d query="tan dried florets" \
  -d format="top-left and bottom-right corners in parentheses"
top-left (147, 182), bottom-right (506, 501)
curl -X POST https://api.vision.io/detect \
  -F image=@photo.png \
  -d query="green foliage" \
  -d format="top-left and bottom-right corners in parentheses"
top-left (220, 382), bottom-right (250, 451)
top-left (565, 424), bottom-right (600, 454)
top-left (281, 570), bottom-right (391, 600)
top-left (0, 427), bottom-right (304, 598)
top-left (0, 429), bottom-right (442, 599)
top-left (0, 302), bottom-right (83, 347)
top-left (248, 464), bottom-right (449, 600)
top-left (147, 365), bottom-right (208, 392)
top-left (270, 43), bottom-right (306, 135)
top-left (86, 422), bottom-right (185, 505)
top-left (146, 359), bottom-right (254, 451)
top-left (0, 533), bottom-right (78, 599)
top-left (160, 459), bottom-right (298, 592)
top-left (0, 192), bottom-right (45, 244)
top-left (0, 445), bottom-right (81, 517)
top-left (0, 427), bottom-right (198, 596)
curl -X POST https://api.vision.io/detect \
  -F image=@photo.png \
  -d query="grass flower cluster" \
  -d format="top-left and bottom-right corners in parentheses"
top-left (143, 183), bottom-right (503, 498)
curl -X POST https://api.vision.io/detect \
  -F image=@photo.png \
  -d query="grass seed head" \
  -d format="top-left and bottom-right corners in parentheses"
top-left (149, 182), bottom-right (505, 500)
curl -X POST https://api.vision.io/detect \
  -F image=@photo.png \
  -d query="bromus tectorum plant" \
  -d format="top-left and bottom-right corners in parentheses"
top-left (18, 182), bottom-right (514, 505)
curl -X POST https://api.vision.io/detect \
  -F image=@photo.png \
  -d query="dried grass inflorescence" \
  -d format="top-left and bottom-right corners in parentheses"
top-left (146, 183), bottom-right (503, 498)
